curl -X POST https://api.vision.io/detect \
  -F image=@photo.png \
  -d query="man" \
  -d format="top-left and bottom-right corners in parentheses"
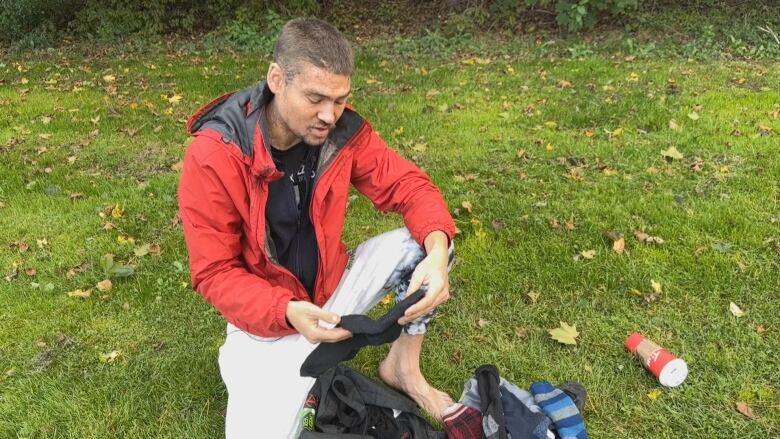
top-left (178, 18), bottom-right (456, 438)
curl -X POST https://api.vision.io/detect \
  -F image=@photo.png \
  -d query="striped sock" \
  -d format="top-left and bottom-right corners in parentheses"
top-left (530, 381), bottom-right (588, 439)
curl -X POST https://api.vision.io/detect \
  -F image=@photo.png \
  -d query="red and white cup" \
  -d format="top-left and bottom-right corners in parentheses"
top-left (625, 332), bottom-right (688, 387)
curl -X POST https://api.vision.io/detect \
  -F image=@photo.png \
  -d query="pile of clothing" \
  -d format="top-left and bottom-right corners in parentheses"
top-left (297, 364), bottom-right (588, 439)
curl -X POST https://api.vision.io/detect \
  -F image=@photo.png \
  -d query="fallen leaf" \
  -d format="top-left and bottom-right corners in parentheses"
top-left (651, 280), bottom-right (663, 294)
top-left (557, 79), bottom-right (572, 88)
top-left (477, 318), bottom-right (490, 328)
top-left (735, 401), bottom-right (755, 418)
top-left (661, 146), bottom-right (684, 160)
top-left (647, 389), bottom-right (663, 401)
top-left (516, 148), bottom-right (526, 159)
top-left (148, 243), bottom-right (162, 256)
top-left (491, 220), bottom-right (505, 231)
top-left (66, 288), bottom-right (91, 298)
top-left (687, 112), bottom-right (700, 121)
top-left (134, 243), bottom-right (150, 257)
top-left (461, 201), bottom-right (473, 214)
top-left (102, 74), bottom-right (116, 83)
top-left (613, 238), bottom-right (626, 254)
top-left (549, 322), bottom-right (579, 345)
top-left (669, 119), bottom-right (681, 131)
top-left (634, 230), bottom-right (665, 245)
top-left (514, 327), bottom-right (528, 338)
top-left (170, 160), bottom-right (184, 172)
top-left (381, 293), bottom-right (393, 305)
top-left (96, 279), bottom-right (112, 292)
top-left (99, 350), bottom-right (121, 363)
top-left (574, 250), bottom-right (596, 261)
top-left (729, 302), bottom-right (745, 317)
top-left (167, 94), bottom-right (183, 104)
top-left (527, 291), bottom-right (540, 303)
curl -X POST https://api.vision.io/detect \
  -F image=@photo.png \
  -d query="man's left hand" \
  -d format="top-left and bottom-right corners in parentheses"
top-left (398, 231), bottom-right (450, 325)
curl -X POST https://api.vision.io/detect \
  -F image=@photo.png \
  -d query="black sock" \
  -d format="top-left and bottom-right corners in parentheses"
top-left (558, 381), bottom-right (588, 413)
top-left (300, 290), bottom-right (425, 377)
top-left (475, 364), bottom-right (508, 439)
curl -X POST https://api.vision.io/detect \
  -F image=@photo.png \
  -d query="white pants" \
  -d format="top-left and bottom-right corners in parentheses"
top-left (217, 228), bottom-right (450, 439)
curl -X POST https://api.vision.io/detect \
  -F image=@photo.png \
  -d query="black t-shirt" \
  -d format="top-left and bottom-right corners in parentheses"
top-left (262, 109), bottom-right (321, 299)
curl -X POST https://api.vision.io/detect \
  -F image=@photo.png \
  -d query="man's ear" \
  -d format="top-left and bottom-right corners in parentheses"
top-left (267, 63), bottom-right (284, 94)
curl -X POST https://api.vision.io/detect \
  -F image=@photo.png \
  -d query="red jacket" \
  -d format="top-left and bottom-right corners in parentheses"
top-left (178, 83), bottom-right (455, 337)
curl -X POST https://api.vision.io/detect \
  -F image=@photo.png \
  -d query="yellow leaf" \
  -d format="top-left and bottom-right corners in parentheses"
top-left (613, 237), bottom-right (625, 254)
top-left (111, 204), bottom-right (124, 218)
top-left (461, 200), bottom-right (473, 214)
top-left (96, 279), bottom-right (112, 292)
top-left (687, 112), bottom-right (700, 120)
top-left (661, 146), bottom-right (684, 160)
top-left (729, 302), bottom-right (745, 317)
top-left (578, 249), bottom-right (596, 260)
top-left (381, 293), bottom-right (393, 305)
top-left (651, 279), bottom-right (662, 294)
top-left (66, 288), bottom-right (91, 298)
top-left (628, 72), bottom-right (640, 82)
top-left (102, 74), bottom-right (116, 83)
top-left (544, 121), bottom-right (558, 129)
top-left (668, 119), bottom-right (681, 131)
top-left (647, 389), bottom-right (663, 401)
top-left (167, 94), bottom-right (183, 104)
top-left (548, 322), bottom-right (579, 345)
top-left (99, 350), bottom-right (121, 363)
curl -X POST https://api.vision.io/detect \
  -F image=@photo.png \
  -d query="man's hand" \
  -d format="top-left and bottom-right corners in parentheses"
top-left (398, 230), bottom-right (451, 325)
top-left (286, 301), bottom-right (352, 344)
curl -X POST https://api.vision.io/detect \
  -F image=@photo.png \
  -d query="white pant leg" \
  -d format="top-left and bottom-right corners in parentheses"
top-left (218, 228), bottom-right (427, 439)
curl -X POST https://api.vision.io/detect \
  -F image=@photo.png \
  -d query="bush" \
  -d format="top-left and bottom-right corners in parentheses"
top-left (522, 0), bottom-right (638, 31)
top-left (0, 0), bottom-right (319, 43)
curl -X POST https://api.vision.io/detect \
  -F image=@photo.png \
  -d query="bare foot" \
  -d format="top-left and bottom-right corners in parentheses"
top-left (379, 359), bottom-right (454, 420)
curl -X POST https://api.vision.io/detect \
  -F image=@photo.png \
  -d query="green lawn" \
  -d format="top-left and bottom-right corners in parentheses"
top-left (1, 35), bottom-right (778, 438)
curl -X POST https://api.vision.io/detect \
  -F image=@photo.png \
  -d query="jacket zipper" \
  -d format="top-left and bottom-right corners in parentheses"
top-left (259, 142), bottom-right (347, 301)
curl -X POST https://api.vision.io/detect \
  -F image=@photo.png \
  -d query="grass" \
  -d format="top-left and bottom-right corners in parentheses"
top-left (0, 32), bottom-right (779, 438)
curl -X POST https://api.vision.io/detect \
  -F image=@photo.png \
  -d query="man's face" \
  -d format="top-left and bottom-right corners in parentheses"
top-left (268, 62), bottom-right (351, 146)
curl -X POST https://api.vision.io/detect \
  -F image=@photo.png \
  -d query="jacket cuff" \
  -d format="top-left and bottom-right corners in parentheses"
top-left (412, 221), bottom-right (456, 247)
top-left (275, 294), bottom-right (296, 332)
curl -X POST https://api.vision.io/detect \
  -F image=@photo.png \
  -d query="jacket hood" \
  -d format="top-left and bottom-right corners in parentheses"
top-left (186, 81), bottom-right (273, 157)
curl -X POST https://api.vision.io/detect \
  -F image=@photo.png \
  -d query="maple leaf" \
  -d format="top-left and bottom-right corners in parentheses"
top-left (549, 322), bottom-right (579, 345)
top-left (647, 389), bottom-right (663, 401)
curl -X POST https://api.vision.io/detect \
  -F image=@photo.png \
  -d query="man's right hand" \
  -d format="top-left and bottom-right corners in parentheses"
top-left (286, 301), bottom-right (352, 344)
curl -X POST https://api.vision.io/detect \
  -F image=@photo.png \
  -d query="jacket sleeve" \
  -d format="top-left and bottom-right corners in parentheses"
top-left (177, 135), bottom-right (296, 337)
top-left (350, 124), bottom-right (456, 245)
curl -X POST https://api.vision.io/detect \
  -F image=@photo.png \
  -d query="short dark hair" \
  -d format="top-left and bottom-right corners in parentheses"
top-left (273, 18), bottom-right (354, 81)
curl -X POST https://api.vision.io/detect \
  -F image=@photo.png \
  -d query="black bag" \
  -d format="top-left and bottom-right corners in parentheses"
top-left (300, 365), bottom-right (445, 439)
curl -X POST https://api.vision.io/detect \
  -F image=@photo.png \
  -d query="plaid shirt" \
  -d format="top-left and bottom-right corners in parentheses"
top-left (443, 403), bottom-right (485, 439)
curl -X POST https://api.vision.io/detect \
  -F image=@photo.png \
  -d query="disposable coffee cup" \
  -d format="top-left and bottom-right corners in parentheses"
top-left (625, 332), bottom-right (688, 387)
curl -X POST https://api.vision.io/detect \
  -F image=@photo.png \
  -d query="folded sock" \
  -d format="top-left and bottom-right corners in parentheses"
top-left (530, 381), bottom-right (588, 439)
top-left (442, 403), bottom-right (484, 439)
top-left (476, 365), bottom-right (508, 439)
top-left (300, 290), bottom-right (425, 377)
